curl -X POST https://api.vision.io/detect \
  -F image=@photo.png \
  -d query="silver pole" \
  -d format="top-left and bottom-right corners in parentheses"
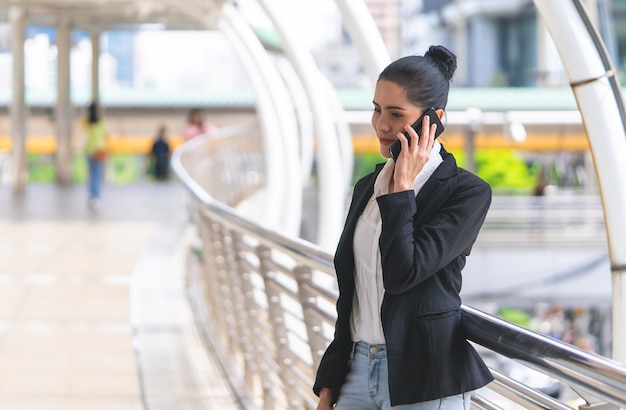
top-left (533, 0), bottom-right (626, 363)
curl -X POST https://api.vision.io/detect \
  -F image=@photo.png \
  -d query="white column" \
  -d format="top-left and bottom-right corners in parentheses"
top-left (91, 30), bottom-right (100, 102)
top-left (219, 4), bottom-right (302, 237)
top-left (258, 0), bottom-right (348, 251)
top-left (333, 0), bottom-right (390, 85)
top-left (534, 0), bottom-right (626, 364)
top-left (585, 0), bottom-right (599, 25)
top-left (55, 20), bottom-right (73, 185)
top-left (9, 7), bottom-right (27, 194)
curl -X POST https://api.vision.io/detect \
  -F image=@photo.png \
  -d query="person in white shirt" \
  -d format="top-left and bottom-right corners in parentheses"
top-left (314, 45), bottom-right (493, 409)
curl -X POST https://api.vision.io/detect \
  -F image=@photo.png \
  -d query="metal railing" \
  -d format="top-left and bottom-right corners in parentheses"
top-left (478, 195), bottom-right (606, 247)
top-left (172, 131), bottom-right (626, 410)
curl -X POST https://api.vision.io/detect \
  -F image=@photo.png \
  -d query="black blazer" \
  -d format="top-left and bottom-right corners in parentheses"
top-left (313, 147), bottom-right (494, 406)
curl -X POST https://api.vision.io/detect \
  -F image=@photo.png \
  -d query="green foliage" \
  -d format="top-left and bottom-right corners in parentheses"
top-left (499, 307), bottom-right (531, 327)
top-left (352, 151), bottom-right (385, 184)
top-left (27, 154), bottom-right (56, 182)
top-left (107, 154), bottom-right (142, 184)
top-left (26, 153), bottom-right (143, 184)
top-left (452, 149), bottom-right (540, 194)
top-left (73, 154), bottom-right (88, 182)
top-left (351, 149), bottom-right (541, 194)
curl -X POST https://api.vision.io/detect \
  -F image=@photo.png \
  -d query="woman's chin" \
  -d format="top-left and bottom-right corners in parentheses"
top-left (379, 146), bottom-right (392, 158)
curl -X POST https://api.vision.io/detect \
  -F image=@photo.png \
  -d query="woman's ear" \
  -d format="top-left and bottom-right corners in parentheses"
top-left (435, 109), bottom-right (447, 127)
top-left (435, 108), bottom-right (445, 121)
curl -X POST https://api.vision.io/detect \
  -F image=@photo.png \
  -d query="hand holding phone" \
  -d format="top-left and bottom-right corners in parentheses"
top-left (389, 107), bottom-right (444, 161)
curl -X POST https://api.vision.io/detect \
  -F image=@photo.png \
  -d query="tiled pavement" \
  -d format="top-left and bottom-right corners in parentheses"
top-left (0, 182), bottom-right (242, 410)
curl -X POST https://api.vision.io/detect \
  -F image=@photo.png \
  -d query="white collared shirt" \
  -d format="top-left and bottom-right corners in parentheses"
top-left (350, 141), bottom-right (443, 344)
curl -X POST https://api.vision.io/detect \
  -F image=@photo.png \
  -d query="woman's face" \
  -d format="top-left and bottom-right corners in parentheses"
top-left (191, 112), bottom-right (202, 125)
top-left (371, 80), bottom-right (423, 158)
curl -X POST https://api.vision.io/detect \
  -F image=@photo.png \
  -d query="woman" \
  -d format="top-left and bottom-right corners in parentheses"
top-left (314, 45), bottom-right (493, 409)
top-left (84, 101), bottom-right (108, 207)
top-left (182, 108), bottom-right (217, 141)
top-left (149, 125), bottom-right (171, 180)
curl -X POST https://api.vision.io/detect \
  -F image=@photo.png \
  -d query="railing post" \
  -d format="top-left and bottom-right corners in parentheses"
top-left (257, 245), bottom-right (300, 409)
top-left (295, 266), bottom-right (330, 371)
top-left (220, 231), bottom-right (254, 388)
top-left (196, 212), bottom-right (227, 339)
top-left (199, 216), bottom-right (239, 358)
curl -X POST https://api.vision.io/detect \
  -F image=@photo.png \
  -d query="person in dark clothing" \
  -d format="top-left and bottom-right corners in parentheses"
top-left (314, 45), bottom-right (493, 410)
top-left (149, 125), bottom-right (171, 180)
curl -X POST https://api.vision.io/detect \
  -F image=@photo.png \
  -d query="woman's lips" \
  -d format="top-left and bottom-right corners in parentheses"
top-left (379, 137), bottom-right (395, 146)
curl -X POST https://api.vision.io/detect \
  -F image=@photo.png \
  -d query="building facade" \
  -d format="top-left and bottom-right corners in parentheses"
top-left (399, 0), bottom-right (625, 87)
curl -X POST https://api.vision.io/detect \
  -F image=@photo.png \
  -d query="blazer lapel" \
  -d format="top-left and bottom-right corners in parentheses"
top-left (414, 147), bottom-right (459, 224)
top-left (347, 165), bottom-right (383, 227)
top-left (334, 163), bottom-right (384, 275)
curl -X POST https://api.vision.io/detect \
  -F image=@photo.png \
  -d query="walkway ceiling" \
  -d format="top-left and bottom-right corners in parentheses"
top-left (0, 0), bottom-right (228, 30)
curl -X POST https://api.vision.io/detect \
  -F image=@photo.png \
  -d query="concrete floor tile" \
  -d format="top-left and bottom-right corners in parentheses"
top-left (0, 371), bottom-right (69, 395)
top-left (67, 370), bottom-right (141, 396)
top-left (0, 396), bottom-right (143, 410)
top-left (0, 184), bottom-right (242, 408)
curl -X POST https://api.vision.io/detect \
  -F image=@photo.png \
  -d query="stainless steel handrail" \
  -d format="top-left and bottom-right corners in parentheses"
top-left (172, 133), bottom-right (626, 410)
top-left (463, 305), bottom-right (626, 408)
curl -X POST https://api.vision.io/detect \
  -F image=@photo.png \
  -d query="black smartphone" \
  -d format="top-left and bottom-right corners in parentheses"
top-left (389, 107), bottom-right (444, 161)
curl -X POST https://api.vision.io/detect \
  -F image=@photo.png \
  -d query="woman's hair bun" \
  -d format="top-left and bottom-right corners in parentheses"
top-left (425, 45), bottom-right (457, 81)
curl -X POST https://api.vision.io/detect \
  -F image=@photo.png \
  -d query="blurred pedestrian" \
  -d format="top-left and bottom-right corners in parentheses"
top-left (149, 125), bottom-right (171, 180)
top-left (83, 101), bottom-right (108, 208)
top-left (182, 108), bottom-right (216, 141)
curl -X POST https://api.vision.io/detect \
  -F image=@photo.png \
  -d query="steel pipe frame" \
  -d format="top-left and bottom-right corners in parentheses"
top-left (218, 4), bottom-right (302, 237)
top-left (251, 0), bottom-right (393, 250)
top-left (533, 0), bottom-right (626, 363)
top-left (254, 0), bottom-right (348, 251)
top-left (333, 0), bottom-right (390, 85)
top-left (152, 0), bottom-right (303, 237)
top-left (273, 57), bottom-right (315, 185)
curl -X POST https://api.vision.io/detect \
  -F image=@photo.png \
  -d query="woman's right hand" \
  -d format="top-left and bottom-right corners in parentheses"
top-left (316, 387), bottom-right (333, 409)
top-left (393, 115), bottom-right (437, 192)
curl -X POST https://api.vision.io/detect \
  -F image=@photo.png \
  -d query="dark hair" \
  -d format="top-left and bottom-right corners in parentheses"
top-left (378, 45), bottom-right (457, 110)
top-left (188, 108), bottom-right (203, 125)
top-left (88, 101), bottom-right (99, 124)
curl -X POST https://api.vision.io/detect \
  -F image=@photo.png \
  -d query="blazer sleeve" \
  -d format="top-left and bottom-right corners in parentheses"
top-left (313, 339), bottom-right (337, 396)
top-left (376, 175), bottom-right (491, 294)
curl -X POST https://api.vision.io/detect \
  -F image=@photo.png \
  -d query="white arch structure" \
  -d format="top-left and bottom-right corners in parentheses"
top-left (533, 0), bottom-right (626, 363)
top-left (2, 0), bottom-right (626, 361)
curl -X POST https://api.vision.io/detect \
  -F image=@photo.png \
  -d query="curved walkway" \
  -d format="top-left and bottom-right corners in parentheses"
top-left (0, 182), bottom-right (242, 410)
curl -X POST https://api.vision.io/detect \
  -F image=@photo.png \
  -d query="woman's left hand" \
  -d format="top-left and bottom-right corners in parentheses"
top-left (392, 114), bottom-right (437, 192)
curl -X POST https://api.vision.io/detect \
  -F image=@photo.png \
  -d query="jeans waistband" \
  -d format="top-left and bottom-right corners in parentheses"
top-left (353, 341), bottom-right (386, 358)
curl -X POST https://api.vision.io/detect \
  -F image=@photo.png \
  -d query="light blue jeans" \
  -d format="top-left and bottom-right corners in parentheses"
top-left (334, 342), bottom-right (471, 409)
top-left (88, 156), bottom-right (105, 200)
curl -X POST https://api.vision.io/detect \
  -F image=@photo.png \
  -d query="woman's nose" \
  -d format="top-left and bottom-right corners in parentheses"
top-left (374, 117), bottom-right (390, 133)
